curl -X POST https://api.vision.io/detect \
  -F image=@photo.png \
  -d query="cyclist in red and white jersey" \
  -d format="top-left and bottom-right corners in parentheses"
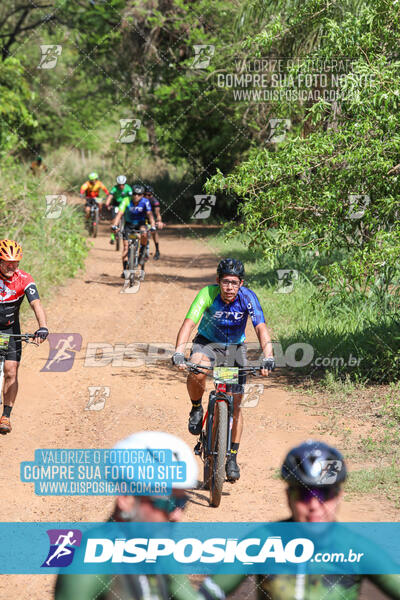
top-left (0, 239), bottom-right (48, 433)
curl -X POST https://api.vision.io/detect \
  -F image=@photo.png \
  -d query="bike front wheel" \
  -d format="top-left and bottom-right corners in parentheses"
top-left (92, 206), bottom-right (99, 237)
top-left (208, 400), bottom-right (228, 507)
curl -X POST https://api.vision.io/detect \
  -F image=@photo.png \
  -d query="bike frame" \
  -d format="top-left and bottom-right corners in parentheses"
top-left (91, 202), bottom-right (99, 224)
top-left (127, 232), bottom-right (141, 270)
top-left (188, 363), bottom-right (261, 453)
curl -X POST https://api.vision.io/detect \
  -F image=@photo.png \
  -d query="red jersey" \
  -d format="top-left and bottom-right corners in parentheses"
top-left (0, 269), bottom-right (39, 327)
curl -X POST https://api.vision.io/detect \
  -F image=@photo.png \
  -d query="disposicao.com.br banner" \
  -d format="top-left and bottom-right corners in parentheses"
top-left (0, 522), bottom-right (399, 574)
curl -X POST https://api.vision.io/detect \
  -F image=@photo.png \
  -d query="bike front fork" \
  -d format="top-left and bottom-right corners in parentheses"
top-left (204, 390), bottom-right (234, 459)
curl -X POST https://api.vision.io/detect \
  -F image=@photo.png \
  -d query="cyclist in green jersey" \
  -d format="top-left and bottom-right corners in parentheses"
top-left (199, 440), bottom-right (400, 600)
top-left (105, 175), bottom-right (132, 244)
top-left (54, 431), bottom-right (205, 600)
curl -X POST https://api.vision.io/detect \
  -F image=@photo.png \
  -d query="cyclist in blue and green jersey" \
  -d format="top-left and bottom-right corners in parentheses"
top-left (199, 440), bottom-right (400, 600)
top-left (105, 175), bottom-right (132, 245)
top-left (172, 258), bottom-right (275, 481)
top-left (112, 184), bottom-right (155, 278)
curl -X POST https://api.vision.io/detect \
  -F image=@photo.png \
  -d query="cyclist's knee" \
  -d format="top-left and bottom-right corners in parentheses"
top-left (188, 371), bottom-right (206, 384)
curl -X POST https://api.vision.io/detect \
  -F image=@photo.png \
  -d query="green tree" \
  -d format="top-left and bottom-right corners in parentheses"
top-left (207, 0), bottom-right (400, 296)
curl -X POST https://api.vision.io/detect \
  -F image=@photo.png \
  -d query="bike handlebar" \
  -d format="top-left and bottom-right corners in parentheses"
top-left (0, 333), bottom-right (38, 347)
top-left (184, 360), bottom-right (262, 376)
top-left (4, 333), bottom-right (36, 339)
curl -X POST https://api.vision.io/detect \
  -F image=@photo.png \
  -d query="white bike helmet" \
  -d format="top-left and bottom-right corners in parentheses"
top-left (116, 175), bottom-right (127, 185)
top-left (113, 431), bottom-right (198, 489)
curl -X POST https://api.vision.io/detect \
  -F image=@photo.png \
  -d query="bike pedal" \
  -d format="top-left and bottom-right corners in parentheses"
top-left (194, 441), bottom-right (202, 455)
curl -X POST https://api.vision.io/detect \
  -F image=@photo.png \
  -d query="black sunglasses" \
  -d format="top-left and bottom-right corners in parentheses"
top-left (290, 486), bottom-right (340, 503)
top-left (148, 494), bottom-right (188, 514)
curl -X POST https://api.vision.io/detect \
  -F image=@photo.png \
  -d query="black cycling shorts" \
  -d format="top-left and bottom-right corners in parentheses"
top-left (85, 198), bottom-right (99, 207)
top-left (190, 334), bottom-right (247, 393)
top-left (0, 323), bottom-right (22, 362)
top-left (122, 222), bottom-right (146, 240)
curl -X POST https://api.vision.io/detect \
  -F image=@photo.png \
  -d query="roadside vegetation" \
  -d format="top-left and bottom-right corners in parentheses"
top-left (0, 162), bottom-right (88, 308)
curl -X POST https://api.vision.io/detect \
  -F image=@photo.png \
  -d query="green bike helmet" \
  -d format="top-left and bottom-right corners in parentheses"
top-left (88, 172), bottom-right (98, 181)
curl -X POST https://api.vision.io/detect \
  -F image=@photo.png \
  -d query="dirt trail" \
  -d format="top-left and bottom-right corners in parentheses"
top-left (0, 223), bottom-right (397, 599)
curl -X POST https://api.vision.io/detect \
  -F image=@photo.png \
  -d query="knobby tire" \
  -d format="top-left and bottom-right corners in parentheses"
top-left (209, 400), bottom-right (228, 507)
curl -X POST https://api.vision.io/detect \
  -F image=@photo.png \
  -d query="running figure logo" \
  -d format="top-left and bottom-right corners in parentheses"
top-left (275, 269), bottom-right (298, 294)
top-left (41, 334), bottom-right (82, 372)
top-left (192, 45), bottom-right (215, 69)
top-left (347, 194), bottom-right (370, 220)
top-left (42, 529), bottom-right (82, 567)
top-left (45, 195), bottom-right (67, 219)
top-left (86, 386), bottom-right (110, 410)
top-left (38, 45), bottom-right (62, 69)
top-left (117, 119), bottom-right (141, 143)
top-left (313, 459), bottom-right (343, 485)
top-left (241, 383), bottom-right (264, 408)
top-left (267, 118), bottom-right (291, 144)
top-left (191, 195), bottom-right (216, 219)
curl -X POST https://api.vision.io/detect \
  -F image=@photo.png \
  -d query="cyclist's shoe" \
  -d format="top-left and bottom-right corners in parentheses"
top-left (110, 237), bottom-right (115, 245)
top-left (154, 249), bottom-right (160, 260)
top-left (139, 269), bottom-right (145, 282)
top-left (225, 456), bottom-right (240, 481)
top-left (188, 405), bottom-right (203, 435)
top-left (0, 416), bottom-right (12, 434)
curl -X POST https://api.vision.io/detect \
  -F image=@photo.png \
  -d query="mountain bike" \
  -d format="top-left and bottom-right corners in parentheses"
top-left (87, 199), bottom-right (100, 237)
top-left (186, 361), bottom-right (261, 508)
top-left (125, 230), bottom-right (144, 288)
top-left (0, 333), bottom-right (37, 410)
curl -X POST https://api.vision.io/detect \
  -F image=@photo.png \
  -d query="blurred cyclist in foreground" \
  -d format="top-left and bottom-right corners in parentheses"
top-left (199, 440), bottom-right (400, 599)
top-left (55, 431), bottom-right (204, 600)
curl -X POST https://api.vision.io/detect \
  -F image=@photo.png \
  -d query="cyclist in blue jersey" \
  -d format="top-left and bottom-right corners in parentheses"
top-left (172, 258), bottom-right (275, 481)
top-left (112, 184), bottom-right (156, 278)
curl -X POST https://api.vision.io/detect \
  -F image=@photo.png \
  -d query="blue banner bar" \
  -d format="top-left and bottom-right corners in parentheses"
top-left (0, 522), bottom-right (399, 574)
